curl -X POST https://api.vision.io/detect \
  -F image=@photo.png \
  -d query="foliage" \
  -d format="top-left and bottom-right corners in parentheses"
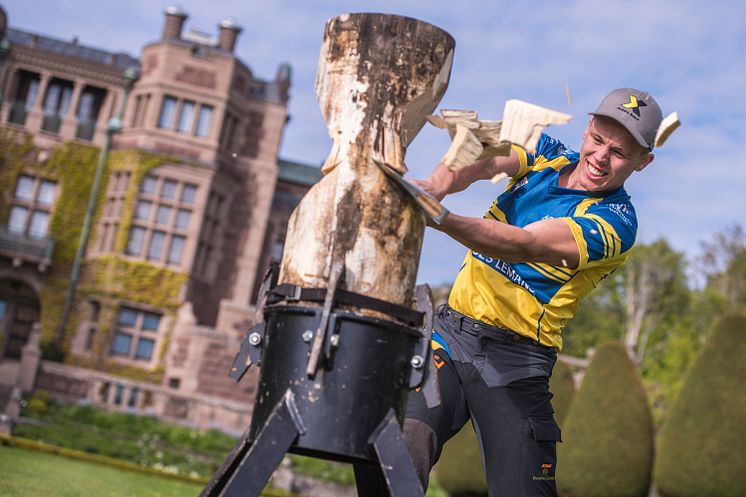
top-left (24, 390), bottom-right (52, 417)
top-left (698, 223), bottom-right (746, 309)
top-left (556, 341), bottom-right (654, 497)
top-left (0, 127), bottom-right (35, 219)
top-left (434, 422), bottom-right (487, 497)
top-left (561, 272), bottom-right (624, 358)
top-left (16, 401), bottom-right (239, 478)
top-left (654, 313), bottom-right (746, 497)
top-left (549, 360), bottom-right (575, 426)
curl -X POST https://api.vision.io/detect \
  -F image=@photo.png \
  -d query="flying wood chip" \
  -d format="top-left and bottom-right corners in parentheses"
top-left (498, 99), bottom-right (571, 154)
top-left (440, 124), bottom-right (484, 171)
top-left (654, 111), bottom-right (680, 148)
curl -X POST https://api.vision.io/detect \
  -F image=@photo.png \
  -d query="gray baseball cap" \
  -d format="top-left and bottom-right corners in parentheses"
top-left (589, 88), bottom-right (663, 149)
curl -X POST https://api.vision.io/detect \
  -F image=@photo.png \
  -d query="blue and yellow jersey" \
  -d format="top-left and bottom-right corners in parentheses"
top-left (448, 133), bottom-right (637, 350)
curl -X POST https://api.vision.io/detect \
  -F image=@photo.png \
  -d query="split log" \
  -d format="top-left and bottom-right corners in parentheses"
top-left (280, 13), bottom-right (455, 310)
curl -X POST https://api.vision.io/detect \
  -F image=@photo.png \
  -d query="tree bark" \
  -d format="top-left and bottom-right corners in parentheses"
top-left (280, 14), bottom-right (455, 311)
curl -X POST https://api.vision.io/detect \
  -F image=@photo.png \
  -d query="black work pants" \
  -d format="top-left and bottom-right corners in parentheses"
top-left (404, 305), bottom-right (561, 497)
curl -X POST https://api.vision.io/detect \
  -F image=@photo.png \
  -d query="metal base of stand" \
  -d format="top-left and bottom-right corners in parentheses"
top-left (201, 391), bottom-right (423, 497)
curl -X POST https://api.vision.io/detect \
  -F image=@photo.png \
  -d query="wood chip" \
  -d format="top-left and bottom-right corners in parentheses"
top-left (499, 99), bottom-right (572, 154)
top-left (654, 111), bottom-right (680, 148)
top-left (440, 124), bottom-right (484, 171)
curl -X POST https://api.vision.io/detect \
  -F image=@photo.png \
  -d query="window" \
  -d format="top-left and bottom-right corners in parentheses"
top-left (155, 205), bottom-right (172, 225)
top-left (176, 100), bottom-right (195, 133)
top-left (168, 235), bottom-right (185, 264)
top-left (147, 230), bottom-right (166, 260)
top-left (75, 86), bottom-right (106, 141)
top-left (134, 200), bottom-right (152, 221)
top-left (161, 180), bottom-right (177, 199)
top-left (175, 209), bottom-right (190, 229)
top-left (181, 184), bottom-right (197, 204)
top-left (43, 80), bottom-right (73, 115)
top-left (15, 176), bottom-right (34, 200)
top-left (125, 175), bottom-right (198, 267)
top-left (28, 211), bottom-right (50, 239)
top-left (110, 306), bottom-right (162, 362)
top-left (126, 226), bottom-right (146, 255)
top-left (41, 79), bottom-right (74, 134)
top-left (195, 191), bottom-right (225, 278)
top-left (141, 175), bottom-right (157, 194)
top-left (97, 171), bottom-right (130, 254)
top-left (112, 333), bottom-right (132, 356)
top-left (5, 175), bottom-right (57, 239)
top-left (85, 301), bottom-right (100, 351)
top-left (195, 105), bottom-right (213, 137)
top-left (130, 93), bottom-right (151, 128)
top-left (157, 96), bottom-right (212, 137)
top-left (127, 388), bottom-right (139, 408)
top-left (8, 71), bottom-right (40, 126)
top-left (219, 112), bottom-right (239, 151)
top-left (157, 95), bottom-right (177, 129)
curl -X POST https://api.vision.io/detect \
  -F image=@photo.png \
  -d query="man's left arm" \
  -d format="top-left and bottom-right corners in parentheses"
top-left (433, 215), bottom-right (580, 269)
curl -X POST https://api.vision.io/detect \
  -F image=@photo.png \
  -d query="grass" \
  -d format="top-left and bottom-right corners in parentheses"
top-left (12, 393), bottom-right (449, 496)
top-left (0, 443), bottom-right (203, 497)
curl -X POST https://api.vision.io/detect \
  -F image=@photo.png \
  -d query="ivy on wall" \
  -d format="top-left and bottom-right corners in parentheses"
top-left (1, 129), bottom-right (194, 384)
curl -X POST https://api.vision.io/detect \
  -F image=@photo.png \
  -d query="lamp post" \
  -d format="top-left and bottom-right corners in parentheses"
top-left (54, 67), bottom-right (139, 349)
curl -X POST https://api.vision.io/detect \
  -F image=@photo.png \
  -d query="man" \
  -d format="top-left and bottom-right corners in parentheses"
top-left (404, 88), bottom-right (664, 497)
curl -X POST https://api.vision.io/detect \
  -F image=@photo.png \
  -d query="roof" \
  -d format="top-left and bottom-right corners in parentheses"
top-left (277, 159), bottom-right (323, 186)
top-left (6, 27), bottom-right (139, 70)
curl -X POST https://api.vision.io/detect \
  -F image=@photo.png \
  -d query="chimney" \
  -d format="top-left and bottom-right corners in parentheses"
top-left (217, 17), bottom-right (242, 53)
top-left (162, 5), bottom-right (188, 41)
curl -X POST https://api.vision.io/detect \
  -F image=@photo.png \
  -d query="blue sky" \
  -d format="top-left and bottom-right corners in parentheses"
top-left (5, 0), bottom-right (746, 285)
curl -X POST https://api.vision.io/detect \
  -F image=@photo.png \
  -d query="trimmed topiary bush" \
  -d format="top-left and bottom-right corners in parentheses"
top-left (550, 360), bottom-right (575, 426)
top-left (434, 423), bottom-right (487, 497)
top-left (557, 341), bottom-right (654, 497)
top-left (655, 312), bottom-right (746, 497)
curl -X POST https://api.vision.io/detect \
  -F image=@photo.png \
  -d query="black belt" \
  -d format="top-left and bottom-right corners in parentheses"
top-left (442, 305), bottom-right (554, 350)
top-left (268, 283), bottom-right (423, 328)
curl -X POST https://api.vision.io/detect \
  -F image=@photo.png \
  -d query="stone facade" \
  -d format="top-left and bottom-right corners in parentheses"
top-left (0, 4), bottom-right (321, 433)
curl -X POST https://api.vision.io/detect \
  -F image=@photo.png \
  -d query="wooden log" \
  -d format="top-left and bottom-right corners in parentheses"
top-left (280, 13), bottom-right (455, 311)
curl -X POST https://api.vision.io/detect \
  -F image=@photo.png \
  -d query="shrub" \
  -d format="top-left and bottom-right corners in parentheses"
top-left (434, 423), bottom-right (487, 497)
top-left (557, 341), bottom-right (653, 497)
top-left (25, 390), bottom-right (53, 417)
top-left (549, 360), bottom-right (575, 426)
top-left (655, 313), bottom-right (746, 497)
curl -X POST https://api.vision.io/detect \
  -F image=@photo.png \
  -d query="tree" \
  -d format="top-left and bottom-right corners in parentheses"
top-left (654, 313), bottom-right (746, 497)
top-left (549, 359), bottom-right (575, 426)
top-left (562, 240), bottom-right (689, 368)
top-left (435, 423), bottom-right (487, 497)
top-left (621, 240), bottom-right (690, 365)
top-left (557, 341), bottom-right (654, 497)
top-left (699, 223), bottom-right (746, 309)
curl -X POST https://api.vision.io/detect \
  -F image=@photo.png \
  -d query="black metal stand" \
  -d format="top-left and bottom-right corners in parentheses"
top-left (201, 275), bottom-right (438, 497)
top-left (201, 398), bottom-right (422, 497)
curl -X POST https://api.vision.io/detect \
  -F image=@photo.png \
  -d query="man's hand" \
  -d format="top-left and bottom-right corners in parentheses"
top-left (409, 177), bottom-right (447, 201)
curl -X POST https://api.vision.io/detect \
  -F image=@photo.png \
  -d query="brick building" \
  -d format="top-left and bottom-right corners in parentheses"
top-left (0, 4), bottom-right (321, 433)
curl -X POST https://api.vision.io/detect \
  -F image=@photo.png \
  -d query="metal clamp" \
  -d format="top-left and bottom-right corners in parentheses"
top-left (229, 321), bottom-right (267, 382)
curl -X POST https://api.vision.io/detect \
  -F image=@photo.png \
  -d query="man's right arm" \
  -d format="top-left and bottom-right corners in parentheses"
top-left (413, 148), bottom-right (522, 200)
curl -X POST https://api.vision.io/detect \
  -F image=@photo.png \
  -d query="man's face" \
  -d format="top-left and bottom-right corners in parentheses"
top-left (574, 116), bottom-right (654, 192)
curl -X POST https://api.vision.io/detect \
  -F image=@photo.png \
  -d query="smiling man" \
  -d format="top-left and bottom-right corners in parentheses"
top-left (404, 89), bottom-right (664, 497)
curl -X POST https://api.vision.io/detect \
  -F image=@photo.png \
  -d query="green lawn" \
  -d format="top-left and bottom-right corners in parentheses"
top-left (0, 444), bottom-right (203, 497)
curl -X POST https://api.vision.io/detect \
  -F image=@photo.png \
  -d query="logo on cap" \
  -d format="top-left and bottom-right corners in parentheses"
top-left (621, 95), bottom-right (647, 117)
